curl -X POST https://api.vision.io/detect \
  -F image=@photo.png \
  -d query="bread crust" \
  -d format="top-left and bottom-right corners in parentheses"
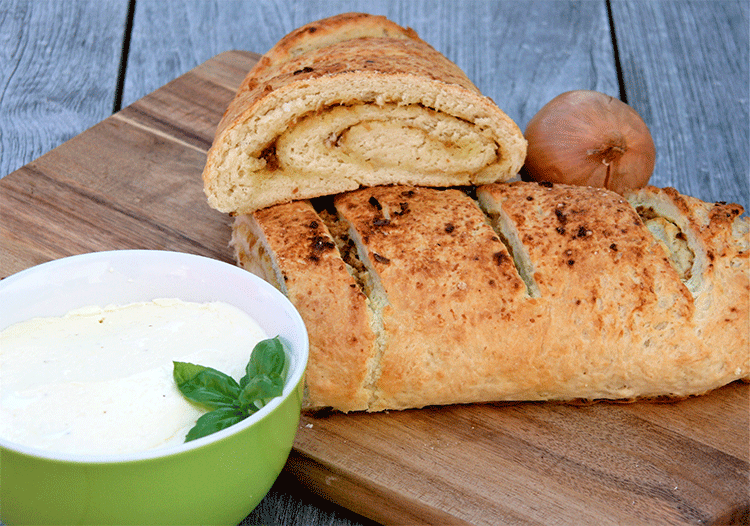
top-left (233, 182), bottom-right (748, 412)
top-left (478, 183), bottom-right (703, 400)
top-left (232, 201), bottom-right (377, 412)
top-left (246, 13), bottom-right (421, 78)
top-left (333, 186), bottom-right (540, 410)
top-left (203, 13), bottom-right (526, 214)
top-left (625, 186), bottom-right (750, 375)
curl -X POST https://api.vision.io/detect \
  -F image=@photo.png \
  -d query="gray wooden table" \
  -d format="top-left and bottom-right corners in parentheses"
top-left (1, 1), bottom-right (748, 525)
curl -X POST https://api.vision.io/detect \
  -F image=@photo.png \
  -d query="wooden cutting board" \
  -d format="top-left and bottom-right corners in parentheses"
top-left (1, 51), bottom-right (748, 526)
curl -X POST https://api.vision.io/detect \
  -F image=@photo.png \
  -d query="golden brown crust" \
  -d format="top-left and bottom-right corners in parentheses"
top-left (254, 13), bottom-right (420, 75)
top-left (212, 26), bottom-right (455, 146)
top-left (477, 182), bottom-right (706, 400)
top-left (202, 13), bottom-right (526, 214)
top-left (334, 186), bottom-right (539, 410)
top-left (233, 182), bottom-right (749, 411)
top-left (232, 201), bottom-right (377, 412)
top-left (211, 12), bottom-right (467, 154)
top-left (624, 185), bottom-right (750, 376)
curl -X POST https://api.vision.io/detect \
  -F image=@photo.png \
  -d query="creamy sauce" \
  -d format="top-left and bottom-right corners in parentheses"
top-left (0, 299), bottom-right (267, 455)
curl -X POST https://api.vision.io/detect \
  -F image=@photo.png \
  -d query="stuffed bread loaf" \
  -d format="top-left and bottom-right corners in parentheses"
top-left (202, 13), bottom-right (526, 214)
top-left (231, 181), bottom-right (749, 412)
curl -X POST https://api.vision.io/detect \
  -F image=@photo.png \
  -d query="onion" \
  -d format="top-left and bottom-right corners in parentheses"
top-left (521, 90), bottom-right (656, 194)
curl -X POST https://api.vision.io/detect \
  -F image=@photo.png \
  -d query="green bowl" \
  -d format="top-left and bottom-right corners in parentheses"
top-left (0, 250), bottom-right (309, 525)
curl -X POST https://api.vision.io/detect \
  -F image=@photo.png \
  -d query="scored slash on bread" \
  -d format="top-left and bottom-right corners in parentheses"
top-left (626, 186), bottom-right (750, 363)
top-left (233, 200), bottom-right (378, 411)
top-left (232, 181), bottom-right (749, 412)
top-left (202, 13), bottom-right (526, 215)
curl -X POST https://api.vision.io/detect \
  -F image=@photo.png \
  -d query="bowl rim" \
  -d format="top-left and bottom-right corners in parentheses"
top-left (0, 249), bottom-right (309, 465)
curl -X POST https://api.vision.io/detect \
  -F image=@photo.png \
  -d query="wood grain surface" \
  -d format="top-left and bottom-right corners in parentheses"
top-left (1, 49), bottom-right (747, 526)
top-left (610, 0), bottom-right (750, 213)
top-left (294, 389), bottom-right (749, 525)
top-left (0, 0), bottom-right (129, 177)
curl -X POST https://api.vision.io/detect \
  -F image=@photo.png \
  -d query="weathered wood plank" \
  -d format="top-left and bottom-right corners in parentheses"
top-left (0, 55), bottom-right (254, 280)
top-left (122, 0), bottom-right (618, 128)
top-left (293, 389), bottom-right (749, 525)
top-left (121, 0), bottom-right (295, 108)
top-left (0, 0), bottom-right (129, 177)
top-left (610, 0), bottom-right (750, 209)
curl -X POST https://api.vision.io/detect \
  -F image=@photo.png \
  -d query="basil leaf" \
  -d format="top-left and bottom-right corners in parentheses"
top-left (173, 361), bottom-right (207, 386)
top-left (175, 336), bottom-right (289, 443)
top-left (184, 406), bottom-right (246, 442)
top-left (238, 374), bottom-right (284, 412)
top-left (173, 362), bottom-right (240, 410)
top-left (241, 336), bottom-right (286, 387)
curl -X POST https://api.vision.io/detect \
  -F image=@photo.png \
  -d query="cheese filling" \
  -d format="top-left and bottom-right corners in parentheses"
top-left (636, 206), bottom-right (695, 281)
top-left (276, 103), bottom-right (498, 177)
top-left (0, 299), bottom-right (267, 456)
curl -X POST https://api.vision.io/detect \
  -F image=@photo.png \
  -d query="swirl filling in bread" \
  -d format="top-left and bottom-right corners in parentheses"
top-left (202, 13), bottom-right (526, 214)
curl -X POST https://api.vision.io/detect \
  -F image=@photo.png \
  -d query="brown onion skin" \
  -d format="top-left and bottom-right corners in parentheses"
top-left (521, 90), bottom-right (656, 195)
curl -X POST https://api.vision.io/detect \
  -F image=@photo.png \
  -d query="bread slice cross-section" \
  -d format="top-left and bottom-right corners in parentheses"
top-left (203, 13), bottom-right (526, 214)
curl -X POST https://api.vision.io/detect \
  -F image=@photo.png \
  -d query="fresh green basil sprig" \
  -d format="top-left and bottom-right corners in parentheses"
top-left (173, 336), bottom-right (288, 442)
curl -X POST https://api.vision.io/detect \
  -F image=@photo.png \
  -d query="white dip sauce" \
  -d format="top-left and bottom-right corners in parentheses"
top-left (0, 299), bottom-right (267, 455)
